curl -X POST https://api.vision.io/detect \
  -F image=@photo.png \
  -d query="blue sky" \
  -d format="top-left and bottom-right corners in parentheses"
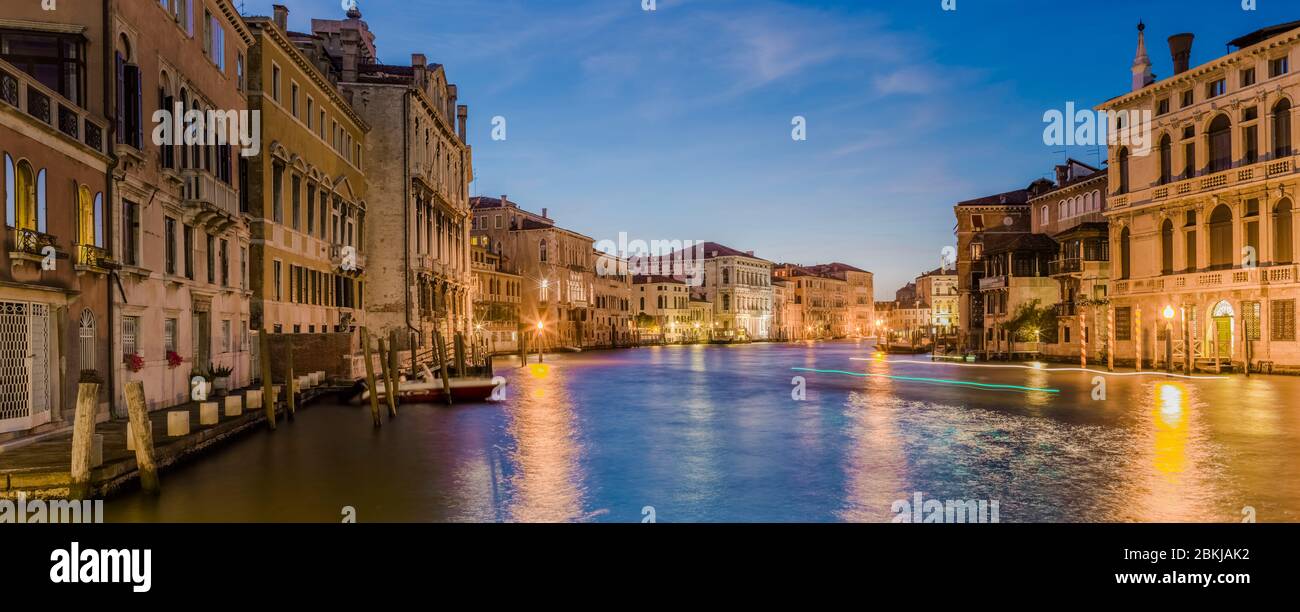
top-left (245, 0), bottom-right (1296, 298)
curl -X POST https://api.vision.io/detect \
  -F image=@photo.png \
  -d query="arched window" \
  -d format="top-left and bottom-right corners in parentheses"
top-left (1117, 147), bottom-right (1130, 194)
top-left (1092, 190), bottom-right (1102, 211)
top-left (1274, 99), bottom-right (1292, 158)
top-left (78, 185), bottom-right (94, 245)
top-left (539, 238), bottom-right (547, 262)
top-left (1161, 219), bottom-right (1174, 274)
top-left (1040, 205), bottom-right (1049, 225)
top-left (94, 192), bottom-right (104, 247)
top-left (1276, 198), bottom-right (1294, 263)
top-left (1208, 204), bottom-right (1233, 268)
top-left (1119, 227), bottom-right (1131, 279)
top-left (79, 309), bottom-right (96, 371)
top-left (1158, 134), bottom-right (1172, 184)
top-left (13, 160), bottom-right (37, 231)
top-left (1207, 114), bottom-right (1232, 172)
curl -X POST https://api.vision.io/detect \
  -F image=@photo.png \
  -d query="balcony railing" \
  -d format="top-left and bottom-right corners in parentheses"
top-left (978, 275), bottom-right (1008, 290)
top-left (328, 243), bottom-right (366, 273)
top-left (1049, 258), bottom-right (1082, 276)
top-left (181, 169), bottom-right (239, 218)
top-left (11, 227), bottom-right (56, 256)
top-left (77, 243), bottom-right (109, 269)
top-left (1114, 156), bottom-right (1296, 210)
top-left (1114, 264), bottom-right (1299, 296)
top-left (0, 59), bottom-right (107, 156)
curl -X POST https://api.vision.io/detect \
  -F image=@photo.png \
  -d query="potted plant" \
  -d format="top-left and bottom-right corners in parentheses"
top-left (124, 353), bottom-right (144, 373)
top-left (208, 363), bottom-right (234, 395)
top-left (166, 350), bottom-right (184, 369)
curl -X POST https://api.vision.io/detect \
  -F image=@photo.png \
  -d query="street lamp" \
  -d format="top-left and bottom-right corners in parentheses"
top-left (1163, 305), bottom-right (1175, 373)
top-left (536, 320), bottom-right (545, 363)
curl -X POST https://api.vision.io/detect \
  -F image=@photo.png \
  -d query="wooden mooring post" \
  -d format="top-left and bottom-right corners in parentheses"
top-left (378, 337), bottom-right (398, 418)
top-left (260, 328), bottom-right (277, 430)
top-left (518, 321), bottom-right (527, 367)
top-left (454, 332), bottom-right (467, 379)
top-left (361, 326), bottom-right (382, 427)
top-left (435, 331), bottom-right (453, 405)
top-left (124, 381), bottom-right (160, 494)
top-left (285, 337), bottom-right (296, 421)
top-left (69, 381), bottom-right (100, 499)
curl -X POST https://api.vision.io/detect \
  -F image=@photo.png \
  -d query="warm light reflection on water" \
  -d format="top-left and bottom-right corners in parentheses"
top-left (105, 342), bottom-right (1300, 522)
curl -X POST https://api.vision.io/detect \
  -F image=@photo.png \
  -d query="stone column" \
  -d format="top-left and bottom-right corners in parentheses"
top-left (1261, 192), bottom-right (1274, 265)
top-left (1196, 205), bottom-right (1210, 270)
top-left (1232, 199), bottom-right (1245, 268)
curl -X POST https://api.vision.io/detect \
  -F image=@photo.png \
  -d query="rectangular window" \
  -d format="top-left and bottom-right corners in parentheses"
top-left (1206, 78), bottom-right (1226, 98)
top-left (164, 318), bottom-right (177, 353)
top-left (164, 216), bottom-right (177, 275)
top-left (1245, 125), bottom-right (1259, 164)
top-left (219, 238), bottom-right (229, 286)
top-left (1181, 89), bottom-right (1194, 108)
top-left (271, 63), bottom-right (281, 101)
top-left (1115, 307), bottom-right (1132, 341)
top-left (1272, 299), bottom-right (1296, 341)
top-left (1241, 67), bottom-right (1256, 87)
top-left (236, 52), bottom-right (245, 91)
top-left (306, 98), bottom-right (313, 129)
top-left (240, 246), bottom-right (248, 289)
top-left (273, 260), bottom-right (282, 301)
top-left (122, 315), bottom-right (139, 357)
top-left (1156, 98), bottom-right (1170, 116)
top-left (1270, 57), bottom-right (1289, 78)
top-left (291, 82), bottom-right (299, 118)
top-left (124, 200), bottom-right (140, 266)
top-left (291, 174), bottom-right (301, 230)
top-left (272, 163), bottom-right (284, 223)
top-left (183, 224), bottom-right (194, 279)
top-left (221, 319), bottom-right (231, 352)
top-left (206, 233), bottom-right (215, 284)
top-left (0, 29), bottom-right (87, 105)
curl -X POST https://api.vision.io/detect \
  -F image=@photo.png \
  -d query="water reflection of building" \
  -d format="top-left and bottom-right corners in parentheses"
top-left (1103, 22), bottom-right (1300, 371)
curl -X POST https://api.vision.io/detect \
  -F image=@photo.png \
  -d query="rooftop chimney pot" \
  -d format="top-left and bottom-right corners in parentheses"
top-left (1169, 33), bottom-right (1194, 75)
top-left (273, 4), bottom-right (289, 32)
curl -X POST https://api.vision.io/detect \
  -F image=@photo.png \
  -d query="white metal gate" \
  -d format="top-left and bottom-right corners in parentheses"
top-left (0, 300), bottom-right (52, 433)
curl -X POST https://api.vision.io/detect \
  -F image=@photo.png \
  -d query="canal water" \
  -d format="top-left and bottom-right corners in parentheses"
top-left (107, 340), bottom-right (1300, 522)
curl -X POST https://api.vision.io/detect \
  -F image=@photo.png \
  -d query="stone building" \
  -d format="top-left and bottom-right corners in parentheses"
top-left (592, 250), bottom-right (633, 348)
top-left (470, 196), bottom-right (597, 349)
top-left (109, 0), bottom-right (254, 413)
top-left (803, 262), bottom-right (874, 336)
top-left (634, 274), bottom-right (691, 343)
top-left (915, 267), bottom-right (959, 339)
top-left (769, 275), bottom-right (802, 341)
top-left (0, 2), bottom-right (111, 439)
top-left (698, 242), bottom-right (772, 340)
top-left (470, 235), bottom-right (520, 354)
top-left (773, 264), bottom-right (850, 338)
top-left (245, 6), bottom-right (369, 375)
top-left (953, 179), bottom-right (1054, 352)
top-left (1101, 22), bottom-right (1300, 371)
top-left (1031, 159), bottom-right (1111, 361)
top-left (688, 293), bottom-right (713, 342)
top-left (979, 233), bottom-right (1059, 357)
top-left (314, 6), bottom-right (473, 353)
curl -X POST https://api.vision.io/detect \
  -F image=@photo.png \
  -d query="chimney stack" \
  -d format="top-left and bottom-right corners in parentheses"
top-left (1055, 165), bottom-right (1069, 187)
top-left (340, 28), bottom-right (360, 82)
top-left (411, 53), bottom-right (427, 88)
top-left (1169, 33), bottom-right (1194, 75)
top-left (542, 208), bottom-right (548, 219)
top-left (501, 195), bottom-right (509, 207)
top-left (273, 4), bottom-right (289, 32)
top-left (457, 105), bottom-right (468, 142)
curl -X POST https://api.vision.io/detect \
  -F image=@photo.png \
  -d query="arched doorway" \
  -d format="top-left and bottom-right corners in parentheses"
top-left (1210, 300), bottom-right (1234, 360)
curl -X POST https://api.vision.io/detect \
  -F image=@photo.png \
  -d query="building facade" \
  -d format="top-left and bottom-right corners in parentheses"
top-left (318, 8), bottom-right (473, 353)
top-left (1032, 159), bottom-right (1111, 361)
top-left (470, 235), bottom-right (520, 354)
top-left (953, 180), bottom-right (1053, 353)
top-left (915, 267), bottom-right (959, 339)
top-left (470, 196), bottom-right (597, 350)
top-left (804, 262), bottom-right (874, 337)
top-left (634, 275), bottom-right (691, 343)
top-left (110, 0), bottom-right (254, 413)
top-left (592, 250), bottom-right (633, 348)
top-left (1102, 22), bottom-right (1300, 371)
top-left (698, 242), bottom-right (772, 340)
top-left (0, 2), bottom-right (112, 439)
top-left (246, 7), bottom-right (369, 375)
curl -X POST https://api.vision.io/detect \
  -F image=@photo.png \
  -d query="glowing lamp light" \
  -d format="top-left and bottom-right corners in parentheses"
top-left (1163, 305), bottom-right (1175, 320)
top-left (536, 321), bottom-right (544, 330)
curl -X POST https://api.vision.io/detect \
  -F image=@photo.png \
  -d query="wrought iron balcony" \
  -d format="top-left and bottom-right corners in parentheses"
top-left (77, 244), bottom-right (110, 270)
top-left (12, 227), bottom-right (56, 257)
top-left (0, 59), bottom-right (107, 155)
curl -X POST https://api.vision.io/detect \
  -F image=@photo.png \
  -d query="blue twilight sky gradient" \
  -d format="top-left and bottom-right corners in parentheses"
top-left (242, 0), bottom-right (1296, 298)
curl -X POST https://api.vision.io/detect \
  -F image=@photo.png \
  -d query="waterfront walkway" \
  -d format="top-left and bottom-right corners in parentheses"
top-left (0, 385), bottom-right (344, 499)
